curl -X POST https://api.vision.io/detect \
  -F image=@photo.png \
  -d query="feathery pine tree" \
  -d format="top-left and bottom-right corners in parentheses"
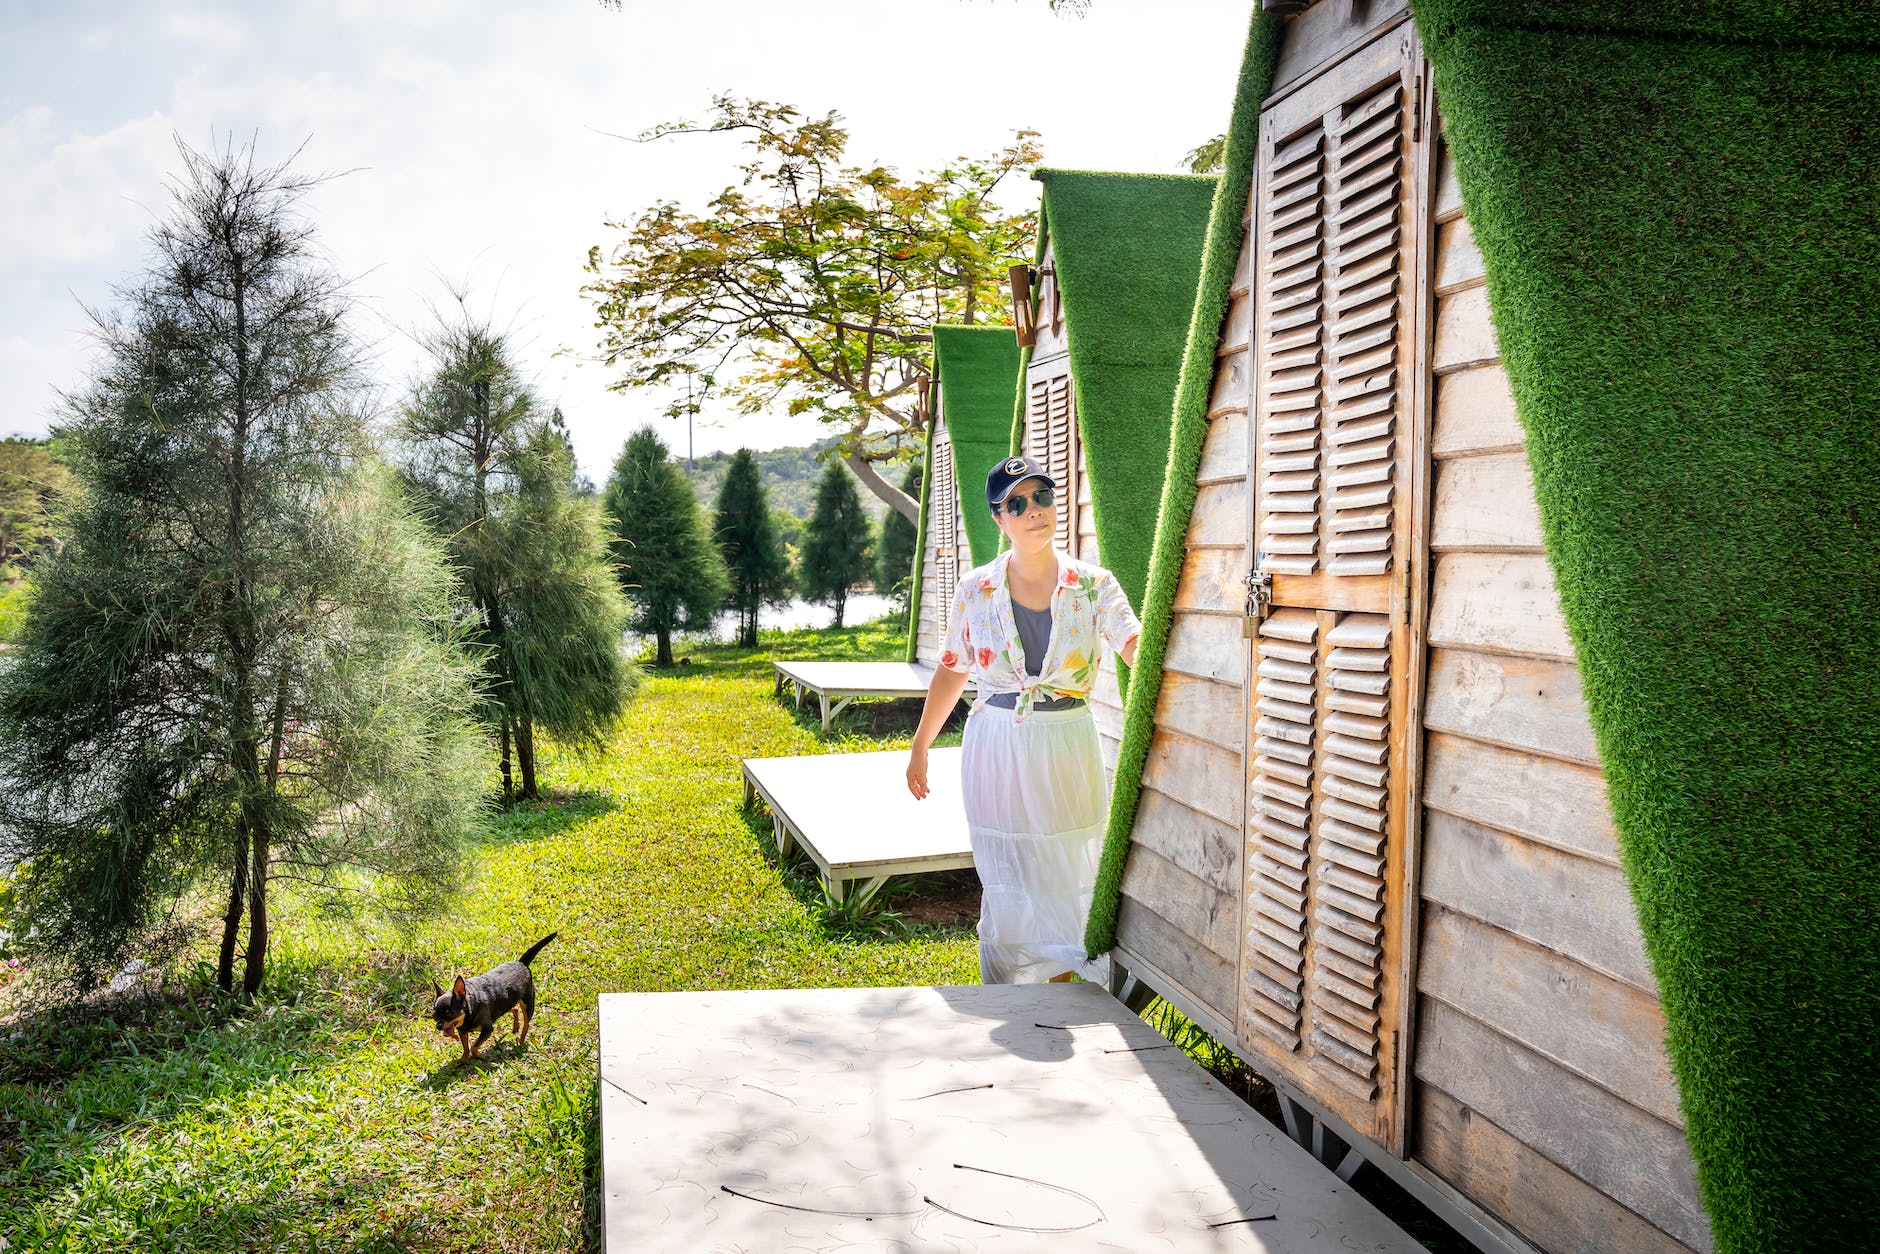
top-left (0, 140), bottom-right (488, 996)
top-left (875, 460), bottom-right (922, 611)
top-left (713, 448), bottom-right (792, 648)
top-left (800, 460), bottom-right (874, 628)
top-left (604, 427), bottom-right (727, 666)
top-left (397, 311), bottom-right (633, 803)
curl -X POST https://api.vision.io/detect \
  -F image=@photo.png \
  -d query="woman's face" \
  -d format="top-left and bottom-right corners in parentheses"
top-left (993, 476), bottom-right (1057, 555)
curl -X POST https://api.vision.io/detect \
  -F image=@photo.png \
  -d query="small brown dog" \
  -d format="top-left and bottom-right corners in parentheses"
top-left (429, 932), bottom-right (557, 1061)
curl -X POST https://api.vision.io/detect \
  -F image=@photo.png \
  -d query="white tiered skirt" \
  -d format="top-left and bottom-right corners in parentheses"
top-left (960, 702), bottom-right (1111, 985)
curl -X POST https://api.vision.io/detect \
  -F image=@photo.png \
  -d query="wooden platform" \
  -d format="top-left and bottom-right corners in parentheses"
top-left (772, 660), bottom-right (973, 732)
top-left (598, 983), bottom-right (1420, 1251)
top-left (742, 747), bottom-right (972, 907)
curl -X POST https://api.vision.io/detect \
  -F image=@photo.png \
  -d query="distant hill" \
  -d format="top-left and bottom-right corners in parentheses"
top-left (679, 436), bottom-right (894, 522)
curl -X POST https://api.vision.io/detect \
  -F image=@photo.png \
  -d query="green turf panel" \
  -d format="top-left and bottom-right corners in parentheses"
top-left (931, 324), bottom-right (1023, 569)
top-left (1086, 11), bottom-right (1284, 957)
top-left (1036, 168), bottom-right (1217, 673)
top-left (1415, 10), bottom-right (1880, 1249)
top-left (1413, 0), bottom-right (1880, 49)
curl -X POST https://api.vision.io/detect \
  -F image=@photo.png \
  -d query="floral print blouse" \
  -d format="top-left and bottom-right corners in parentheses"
top-left (939, 551), bottom-right (1143, 721)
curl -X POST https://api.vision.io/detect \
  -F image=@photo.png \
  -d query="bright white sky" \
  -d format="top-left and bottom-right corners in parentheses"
top-left (2, 0), bottom-right (1251, 486)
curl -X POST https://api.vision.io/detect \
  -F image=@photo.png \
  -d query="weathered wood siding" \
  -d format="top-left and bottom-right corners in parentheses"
top-left (914, 413), bottom-right (968, 666)
top-left (1111, 195), bottom-right (1254, 1042)
top-left (1408, 141), bottom-right (1710, 1254)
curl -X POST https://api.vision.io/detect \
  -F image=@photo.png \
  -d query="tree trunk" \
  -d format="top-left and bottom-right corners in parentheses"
top-left (216, 819), bottom-right (250, 993)
top-left (844, 451), bottom-right (919, 523)
top-left (656, 625), bottom-right (673, 667)
top-left (833, 592), bottom-right (846, 629)
top-left (517, 713), bottom-right (540, 801)
top-left (741, 604), bottom-right (758, 648)
top-left (499, 719), bottom-right (514, 805)
top-left (241, 815), bottom-right (268, 997)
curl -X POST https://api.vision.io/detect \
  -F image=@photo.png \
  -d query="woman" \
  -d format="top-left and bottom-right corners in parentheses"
top-left (906, 455), bottom-right (1141, 984)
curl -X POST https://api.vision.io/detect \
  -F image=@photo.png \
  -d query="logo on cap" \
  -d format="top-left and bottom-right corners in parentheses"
top-left (1004, 457), bottom-right (1026, 476)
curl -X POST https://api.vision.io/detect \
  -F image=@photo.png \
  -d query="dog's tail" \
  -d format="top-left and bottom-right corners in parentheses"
top-left (519, 932), bottom-right (558, 966)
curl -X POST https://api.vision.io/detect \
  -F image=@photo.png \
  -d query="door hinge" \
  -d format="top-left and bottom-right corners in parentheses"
top-left (1395, 554), bottom-right (1413, 623)
top-left (1411, 71), bottom-right (1424, 144)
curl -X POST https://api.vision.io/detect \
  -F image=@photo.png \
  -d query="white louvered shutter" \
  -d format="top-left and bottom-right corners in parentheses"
top-left (1027, 369), bottom-right (1077, 553)
top-left (931, 419), bottom-right (959, 641)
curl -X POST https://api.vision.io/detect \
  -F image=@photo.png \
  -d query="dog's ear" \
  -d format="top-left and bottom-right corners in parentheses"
top-left (433, 980), bottom-right (443, 1001)
top-left (452, 975), bottom-right (468, 999)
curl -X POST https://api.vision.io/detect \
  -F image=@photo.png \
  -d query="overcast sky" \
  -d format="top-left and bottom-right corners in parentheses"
top-left (2, 0), bottom-right (1251, 485)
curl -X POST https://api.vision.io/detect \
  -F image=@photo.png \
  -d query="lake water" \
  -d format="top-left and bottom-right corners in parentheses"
top-left (630, 592), bottom-right (899, 650)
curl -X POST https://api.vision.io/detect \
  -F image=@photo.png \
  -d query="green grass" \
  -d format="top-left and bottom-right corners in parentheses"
top-left (0, 615), bottom-right (975, 1252)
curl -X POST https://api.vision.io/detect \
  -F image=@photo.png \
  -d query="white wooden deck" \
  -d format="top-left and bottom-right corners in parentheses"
top-left (598, 983), bottom-right (1421, 1252)
top-left (772, 660), bottom-right (973, 732)
top-left (742, 747), bottom-right (972, 907)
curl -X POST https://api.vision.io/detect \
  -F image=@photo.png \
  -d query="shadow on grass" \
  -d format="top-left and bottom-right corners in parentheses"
top-left (415, 1033), bottom-right (538, 1091)
top-left (474, 788), bottom-right (619, 853)
top-left (0, 944), bottom-right (437, 1156)
top-left (775, 694), bottom-right (970, 745)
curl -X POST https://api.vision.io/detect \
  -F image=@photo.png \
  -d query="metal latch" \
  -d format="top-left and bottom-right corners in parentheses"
top-left (1243, 562), bottom-right (1273, 638)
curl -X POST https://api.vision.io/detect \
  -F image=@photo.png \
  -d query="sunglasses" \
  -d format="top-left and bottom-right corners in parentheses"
top-left (999, 486), bottom-right (1057, 517)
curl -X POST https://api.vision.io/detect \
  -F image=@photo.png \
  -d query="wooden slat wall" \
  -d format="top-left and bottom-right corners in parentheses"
top-left (1113, 199), bottom-right (1257, 1030)
top-left (1408, 143), bottom-right (1711, 1254)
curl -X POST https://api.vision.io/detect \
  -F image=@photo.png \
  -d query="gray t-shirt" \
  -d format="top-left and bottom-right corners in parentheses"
top-left (985, 600), bottom-right (1084, 711)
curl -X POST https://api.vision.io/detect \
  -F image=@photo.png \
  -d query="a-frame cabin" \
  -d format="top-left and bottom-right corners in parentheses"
top-left (1089, 3), bottom-right (1877, 1252)
top-left (1015, 169), bottom-right (1216, 775)
top-left (907, 325), bottom-right (1019, 666)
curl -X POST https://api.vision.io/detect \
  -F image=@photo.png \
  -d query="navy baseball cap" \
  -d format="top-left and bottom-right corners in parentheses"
top-left (985, 455), bottom-right (1057, 509)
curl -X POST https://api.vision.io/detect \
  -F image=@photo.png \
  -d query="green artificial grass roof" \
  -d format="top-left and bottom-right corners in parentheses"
top-left (1412, 0), bottom-right (1880, 49)
top-left (931, 324), bottom-right (1023, 569)
top-left (907, 326), bottom-right (1022, 658)
top-left (1086, 12), bottom-right (1283, 959)
top-left (1034, 168), bottom-right (1217, 665)
top-left (1410, 6), bottom-right (1880, 1247)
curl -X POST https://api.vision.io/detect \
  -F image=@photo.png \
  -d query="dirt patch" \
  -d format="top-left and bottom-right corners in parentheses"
top-left (883, 870), bottom-right (980, 929)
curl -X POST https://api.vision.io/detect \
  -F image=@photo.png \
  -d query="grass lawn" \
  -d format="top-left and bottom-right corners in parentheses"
top-left (0, 615), bottom-right (979, 1253)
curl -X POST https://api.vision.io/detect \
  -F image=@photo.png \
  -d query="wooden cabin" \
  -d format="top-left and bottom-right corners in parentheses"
top-left (907, 326), bottom-right (1019, 667)
top-left (1105, 5), bottom-right (1716, 1252)
top-left (1016, 170), bottom-right (1216, 775)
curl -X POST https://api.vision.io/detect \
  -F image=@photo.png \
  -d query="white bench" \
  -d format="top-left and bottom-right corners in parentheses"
top-left (741, 747), bottom-right (972, 909)
top-left (596, 983), bottom-right (1421, 1251)
top-left (772, 659), bottom-right (973, 732)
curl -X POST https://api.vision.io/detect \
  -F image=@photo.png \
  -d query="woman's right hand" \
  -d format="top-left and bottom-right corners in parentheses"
top-left (906, 744), bottom-right (930, 800)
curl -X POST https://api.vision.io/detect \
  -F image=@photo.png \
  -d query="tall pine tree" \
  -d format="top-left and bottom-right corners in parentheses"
top-left (800, 460), bottom-right (874, 628)
top-left (397, 309), bottom-right (633, 803)
top-left (875, 460), bottom-right (922, 609)
top-left (604, 427), bottom-right (727, 666)
top-left (713, 448), bottom-right (792, 648)
top-left (0, 140), bottom-right (488, 995)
